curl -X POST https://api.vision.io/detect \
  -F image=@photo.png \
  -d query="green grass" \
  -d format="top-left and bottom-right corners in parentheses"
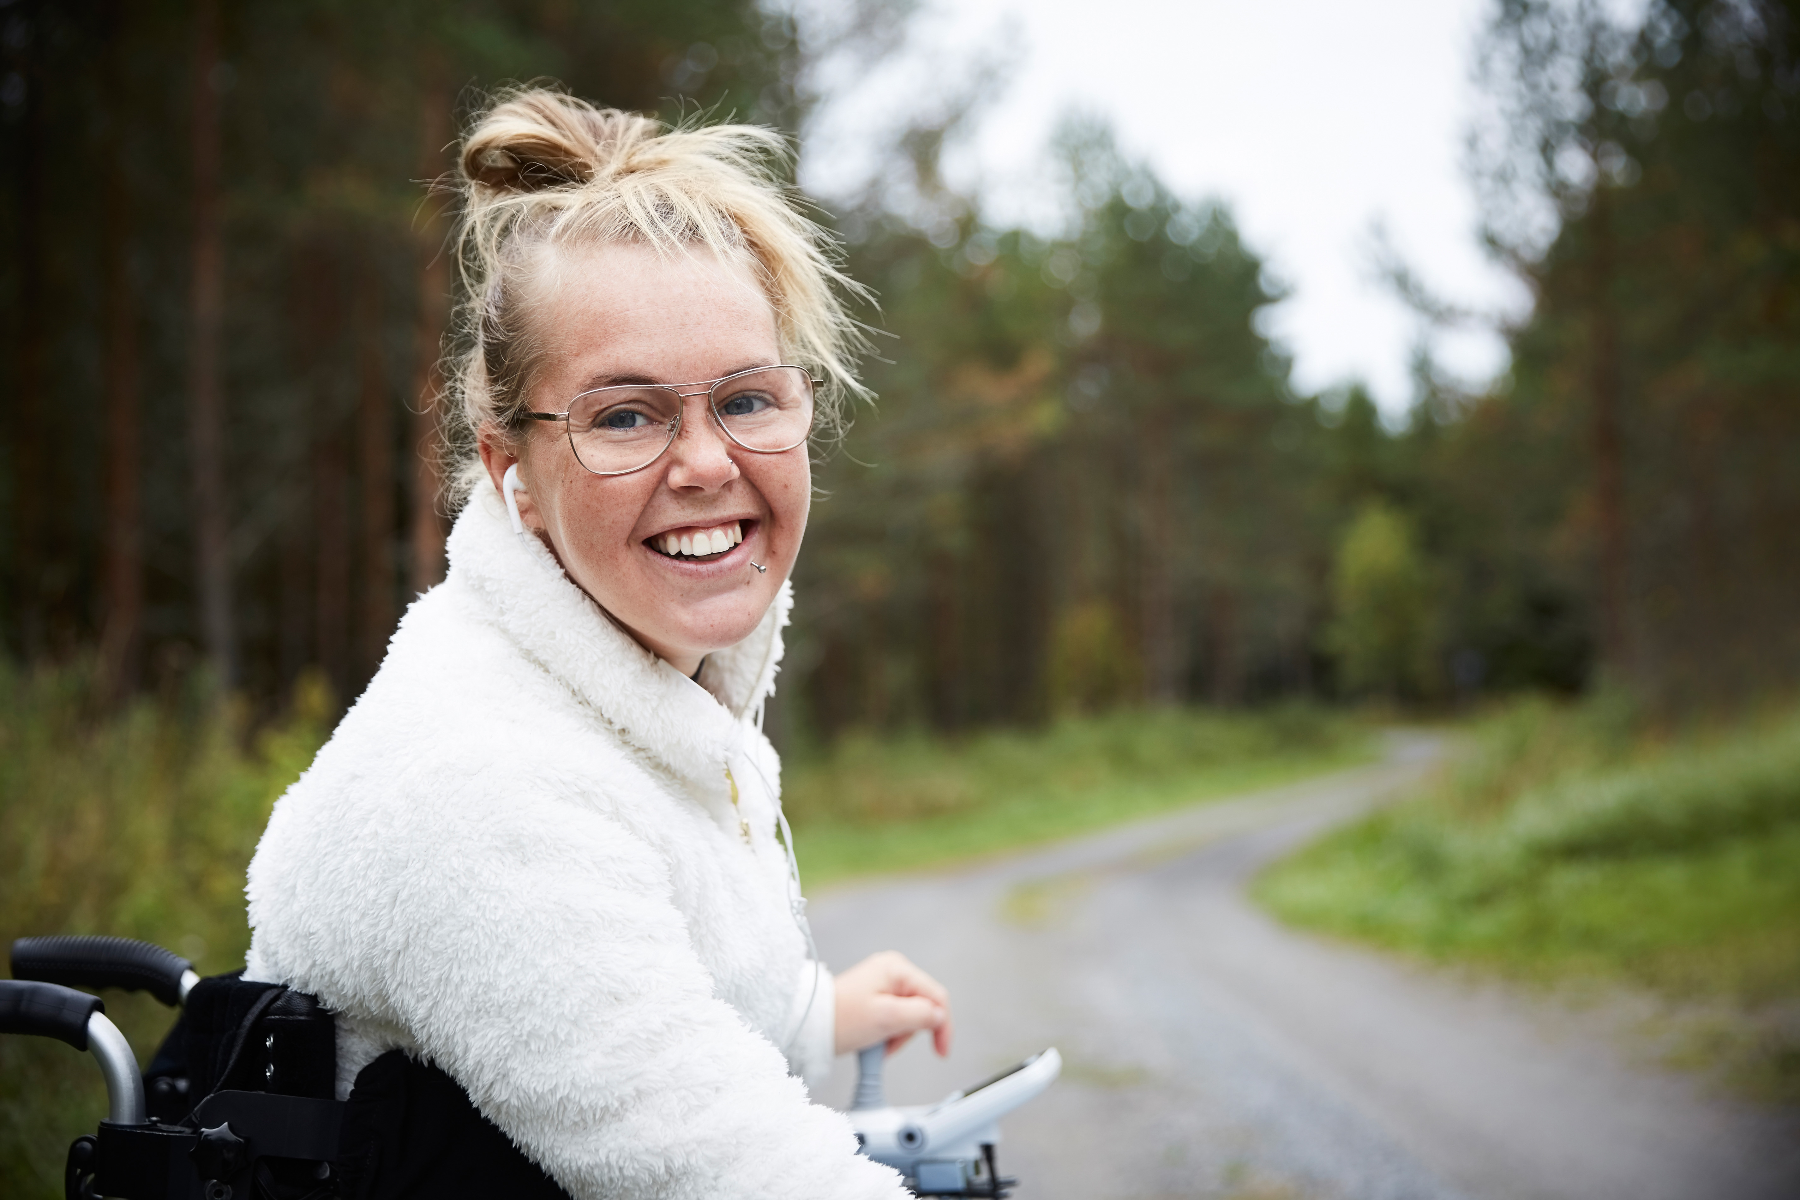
top-left (786, 704), bottom-right (1376, 884)
top-left (0, 661), bottom-right (331, 1199)
top-left (1255, 694), bottom-right (1800, 1101)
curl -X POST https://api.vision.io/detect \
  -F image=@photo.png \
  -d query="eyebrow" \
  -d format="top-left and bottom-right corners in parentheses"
top-left (573, 362), bottom-right (778, 393)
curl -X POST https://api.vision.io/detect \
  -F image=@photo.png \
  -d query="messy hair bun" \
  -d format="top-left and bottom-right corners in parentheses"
top-left (441, 87), bottom-right (869, 505)
top-left (460, 94), bottom-right (660, 192)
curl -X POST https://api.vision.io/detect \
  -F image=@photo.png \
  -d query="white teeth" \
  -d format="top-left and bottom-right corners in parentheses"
top-left (657, 524), bottom-right (746, 558)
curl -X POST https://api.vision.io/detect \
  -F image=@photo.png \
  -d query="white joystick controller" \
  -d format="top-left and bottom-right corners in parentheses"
top-left (844, 1042), bottom-right (1061, 1196)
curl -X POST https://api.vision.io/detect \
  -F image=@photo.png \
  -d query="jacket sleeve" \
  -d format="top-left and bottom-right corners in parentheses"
top-left (247, 765), bottom-right (904, 1200)
top-left (784, 959), bottom-right (836, 1092)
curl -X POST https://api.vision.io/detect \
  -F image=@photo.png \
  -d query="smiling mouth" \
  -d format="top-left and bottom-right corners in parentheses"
top-left (647, 519), bottom-right (749, 562)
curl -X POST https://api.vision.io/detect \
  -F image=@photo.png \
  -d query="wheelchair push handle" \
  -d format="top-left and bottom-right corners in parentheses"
top-left (12, 934), bottom-right (198, 1008)
top-left (0, 980), bottom-right (147, 1125)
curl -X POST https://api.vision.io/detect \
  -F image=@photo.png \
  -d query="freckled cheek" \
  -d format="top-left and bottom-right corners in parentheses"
top-left (549, 478), bottom-right (649, 574)
top-left (766, 456), bottom-right (810, 514)
top-left (762, 459), bottom-right (810, 533)
top-left (572, 524), bottom-right (631, 576)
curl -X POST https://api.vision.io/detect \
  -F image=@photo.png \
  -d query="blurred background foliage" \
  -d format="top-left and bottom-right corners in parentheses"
top-left (787, 0), bottom-right (1800, 732)
top-left (1, 0), bottom-right (807, 706)
top-left (0, 0), bottom-right (1792, 726)
top-left (2, 0), bottom-right (1793, 728)
top-left (1, 0), bottom-right (1798, 1187)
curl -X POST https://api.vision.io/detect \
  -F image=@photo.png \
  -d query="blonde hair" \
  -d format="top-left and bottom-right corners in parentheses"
top-left (443, 88), bottom-right (869, 504)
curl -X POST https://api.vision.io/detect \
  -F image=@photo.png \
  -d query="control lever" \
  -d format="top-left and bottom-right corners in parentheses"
top-left (844, 1042), bottom-right (1060, 1197)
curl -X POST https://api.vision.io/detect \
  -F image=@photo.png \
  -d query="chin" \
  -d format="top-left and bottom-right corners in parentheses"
top-left (632, 592), bottom-right (770, 663)
top-left (686, 607), bottom-right (771, 656)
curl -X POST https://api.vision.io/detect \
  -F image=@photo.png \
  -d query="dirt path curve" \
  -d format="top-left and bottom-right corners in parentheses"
top-left (806, 733), bottom-right (1800, 1200)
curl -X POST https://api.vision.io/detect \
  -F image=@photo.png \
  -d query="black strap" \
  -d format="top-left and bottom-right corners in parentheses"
top-left (206, 985), bottom-right (287, 1100)
top-left (178, 972), bottom-right (337, 1103)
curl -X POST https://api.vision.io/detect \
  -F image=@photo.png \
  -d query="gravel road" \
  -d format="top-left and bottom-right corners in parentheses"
top-left (806, 733), bottom-right (1800, 1200)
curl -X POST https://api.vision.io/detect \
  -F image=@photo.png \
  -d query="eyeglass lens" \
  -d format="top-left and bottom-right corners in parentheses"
top-left (564, 366), bottom-right (814, 476)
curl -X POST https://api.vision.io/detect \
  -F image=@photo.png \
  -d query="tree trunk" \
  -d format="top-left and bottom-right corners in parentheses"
top-left (188, 0), bottom-right (235, 684)
top-left (1206, 585), bottom-right (1243, 706)
top-left (315, 416), bottom-right (351, 699)
top-left (301, 242), bottom-right (351, 699)
top-left (1590, 184), bottom-right (1630, 681)
top-left (278, 503), bottom-right (310, 691)
top-left (408, 52), bottom-right (452, 595)
top-left (358, 260), bottom-right (396, 676)
top-left (100, 3), bottom-right (143, 698)
top-left (1138, 404), bottom-right (1179, 704)
top-left (11, 0), bottom-right (47, 662)
top-left (926, 546), bottom-right (962, 731)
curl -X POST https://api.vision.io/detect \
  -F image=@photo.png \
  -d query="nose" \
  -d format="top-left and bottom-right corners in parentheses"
top-left (662, 394), bottom-right (740, 491)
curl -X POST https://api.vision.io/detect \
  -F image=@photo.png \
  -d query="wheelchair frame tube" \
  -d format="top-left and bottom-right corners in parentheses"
top-left (87, 1011), bottom-right (146, 1126)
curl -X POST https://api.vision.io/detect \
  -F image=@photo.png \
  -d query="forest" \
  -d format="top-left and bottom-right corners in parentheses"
top-left (2, 0), bottom-right (1795, 736)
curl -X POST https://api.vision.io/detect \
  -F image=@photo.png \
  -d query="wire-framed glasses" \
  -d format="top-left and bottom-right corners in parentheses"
top-left (518, 365), bottom-right (819, 477)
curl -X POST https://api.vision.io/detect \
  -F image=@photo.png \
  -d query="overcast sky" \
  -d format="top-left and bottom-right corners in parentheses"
top-left (801, 0), bottom-right (1535, 415)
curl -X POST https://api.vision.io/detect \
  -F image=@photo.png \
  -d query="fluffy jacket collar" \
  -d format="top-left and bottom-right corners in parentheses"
top-left (450, 481), bottom-right (792, 792)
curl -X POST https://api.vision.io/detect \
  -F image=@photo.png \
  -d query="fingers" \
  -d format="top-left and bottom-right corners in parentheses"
top-left (870, 993), bottom-right (945, 1042)
top-left (878, 956), bottom-right (952, 1053)
top-left (833, 951), bottom-right (956, 1057)
top-left (876, 952), bottom-right (950, 1009)
top-left (885, 1010), bottom-right (953, 1057)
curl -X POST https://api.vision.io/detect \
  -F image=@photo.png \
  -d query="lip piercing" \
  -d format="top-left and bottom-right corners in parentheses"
top-left (750, 561), bottom-right (767, 574)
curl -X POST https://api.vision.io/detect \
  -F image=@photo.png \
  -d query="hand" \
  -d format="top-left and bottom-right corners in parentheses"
top-left (833, 950), bottom-right (953, 1058)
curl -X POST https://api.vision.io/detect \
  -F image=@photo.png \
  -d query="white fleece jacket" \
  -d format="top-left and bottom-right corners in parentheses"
top-left (243, 481), bottom-right (906, 1200)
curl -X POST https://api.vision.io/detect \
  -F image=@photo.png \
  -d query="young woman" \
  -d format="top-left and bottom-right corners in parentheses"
top-left (242, 90), bottom-right (949, 1199)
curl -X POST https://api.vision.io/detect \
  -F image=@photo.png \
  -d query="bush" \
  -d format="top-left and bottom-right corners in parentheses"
top-left (1323, 501), bottom-right (1440, 700)
top-left (0, 661), bottom-right (329, 1198)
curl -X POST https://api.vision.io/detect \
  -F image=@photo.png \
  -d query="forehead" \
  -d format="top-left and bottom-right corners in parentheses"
top-left (529, 241), bottom-right (780, 390)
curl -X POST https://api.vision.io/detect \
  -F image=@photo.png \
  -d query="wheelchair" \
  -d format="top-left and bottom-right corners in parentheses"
top-left (3, 934), bottom-right (1057, 1199)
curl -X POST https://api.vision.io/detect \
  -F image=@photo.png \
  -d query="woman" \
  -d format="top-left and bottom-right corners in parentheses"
top-left (243, 90), bottom-right (948, 1199)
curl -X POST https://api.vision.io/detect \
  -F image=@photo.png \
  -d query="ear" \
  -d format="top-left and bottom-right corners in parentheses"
top-left (477, 426), bottom-right (540, 535)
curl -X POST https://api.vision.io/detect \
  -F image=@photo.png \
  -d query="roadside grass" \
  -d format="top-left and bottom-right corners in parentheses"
top-left (0, 661), bottom-right (331, 1200)
top-left (786, 704), bottom-right (1377, 885)
top-left (1254, 693), bottom-right (1800, 1102)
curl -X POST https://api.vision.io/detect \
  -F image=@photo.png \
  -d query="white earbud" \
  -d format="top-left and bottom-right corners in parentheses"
top-left (502, 463), bottom-right (527, 535)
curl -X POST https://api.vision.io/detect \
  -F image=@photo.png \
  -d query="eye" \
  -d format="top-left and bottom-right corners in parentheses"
top-left (718, 390), bottom-right (773, 418)
top-left (597, 408), bottom-right (654, 430)
top-left (575, 401), bottom-right (669, 435)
